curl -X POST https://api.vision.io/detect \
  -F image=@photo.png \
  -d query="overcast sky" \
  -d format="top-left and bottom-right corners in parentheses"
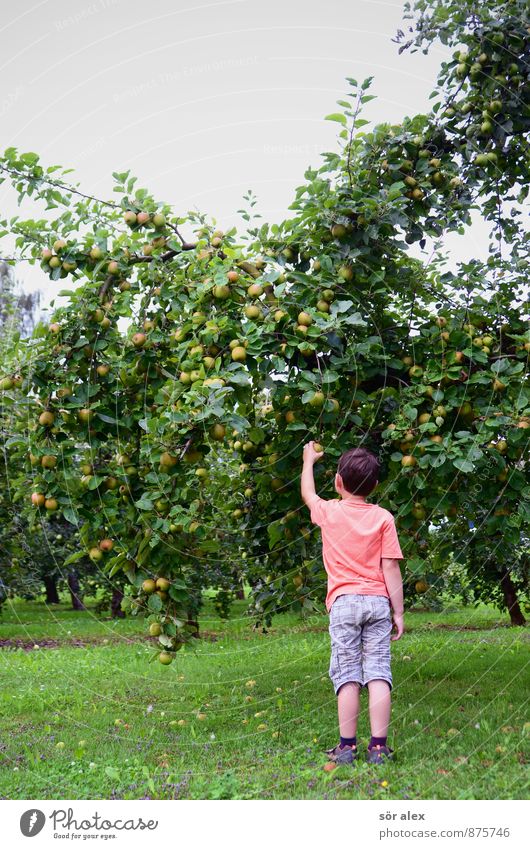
top-left (1, 0), bottom-right (490, 317)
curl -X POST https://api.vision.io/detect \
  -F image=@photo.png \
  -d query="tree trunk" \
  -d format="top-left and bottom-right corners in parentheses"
top-left (232, 570), bottom-right (245, 599)
top-left (111, 587), bottom-right (125, 618)
top-left (68, 572), bottom-right (85, 610)
top-left (500, 570), bottom-right (526, 626)
top-left (43, 574), bottom-right (60, 604)
top-left (235, 582), bottom-right (245, 600)
top-left (186, 610), bottom-right (200, 638)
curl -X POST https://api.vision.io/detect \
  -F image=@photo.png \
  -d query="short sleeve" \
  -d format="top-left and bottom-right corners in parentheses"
top-left (381, 515), bottom-right (403, 559)
top-left (308, 496), bottom-right (329, 527)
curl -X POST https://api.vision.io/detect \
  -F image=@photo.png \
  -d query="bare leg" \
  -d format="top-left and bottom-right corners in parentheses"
top-left (337, 681), bottom-right (361, 738)
top-left (366, 679), bottom-right (391, 737)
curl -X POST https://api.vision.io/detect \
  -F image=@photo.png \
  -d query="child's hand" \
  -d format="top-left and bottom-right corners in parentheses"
top-left (303, 441), bottom-right (324, 465)
top-left (391, 612), bottom-right (404, 641)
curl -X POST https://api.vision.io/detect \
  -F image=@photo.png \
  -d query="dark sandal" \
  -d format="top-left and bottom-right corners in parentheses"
top-left (325, 744), bottom-right (359, 764)
top-left (366, 744), bottom-right (394, 764)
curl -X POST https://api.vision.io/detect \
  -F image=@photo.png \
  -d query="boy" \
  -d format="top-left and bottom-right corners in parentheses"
top-left (301, 442), bottom-right (404, 765)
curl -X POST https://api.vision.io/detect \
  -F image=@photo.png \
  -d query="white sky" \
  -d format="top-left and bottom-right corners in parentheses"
top-left (1, 0), bottom-right (491, 318)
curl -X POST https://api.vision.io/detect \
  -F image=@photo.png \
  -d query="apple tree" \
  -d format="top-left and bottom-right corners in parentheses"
top-left (0, 0), bottom-right (528, 651)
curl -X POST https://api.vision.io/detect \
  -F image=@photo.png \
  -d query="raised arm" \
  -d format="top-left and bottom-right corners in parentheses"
top-left (301, 441), bottom-right (324, 506)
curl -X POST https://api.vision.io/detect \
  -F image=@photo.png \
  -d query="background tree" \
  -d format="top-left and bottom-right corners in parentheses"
top-left (0, 264), bottom-right (126, 615)
top-left (0, 262), bottom-right (40, 611)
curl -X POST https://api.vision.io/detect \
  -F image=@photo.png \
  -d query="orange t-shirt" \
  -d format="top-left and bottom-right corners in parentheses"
top-left (309, 496), bottom-right (403, 612)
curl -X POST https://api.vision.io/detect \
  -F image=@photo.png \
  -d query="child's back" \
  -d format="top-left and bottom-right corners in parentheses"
top-left (309, 496), bottom-right (403, 612)
top-left (301, 442), bottom-right (405, 766)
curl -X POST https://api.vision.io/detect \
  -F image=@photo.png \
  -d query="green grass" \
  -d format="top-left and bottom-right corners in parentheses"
top-left (0, 597), bottom-right (528, 800)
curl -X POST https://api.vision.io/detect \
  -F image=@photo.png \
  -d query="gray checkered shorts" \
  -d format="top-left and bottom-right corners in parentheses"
top-left (328, 593), bottom-right (393, 694)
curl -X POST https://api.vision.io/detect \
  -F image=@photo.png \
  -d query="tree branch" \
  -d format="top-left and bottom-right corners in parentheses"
top-left (0, 163), bottom-right (120, 209)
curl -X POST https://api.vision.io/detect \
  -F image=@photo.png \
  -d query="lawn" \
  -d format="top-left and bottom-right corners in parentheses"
top-left (0, 598), bottom-right (528, 800)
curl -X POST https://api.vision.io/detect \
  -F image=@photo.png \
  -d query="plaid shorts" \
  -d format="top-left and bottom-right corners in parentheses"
top-left (328, 593), bottom-right (393, 694)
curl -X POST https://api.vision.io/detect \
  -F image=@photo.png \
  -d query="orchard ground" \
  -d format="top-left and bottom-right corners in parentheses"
top-left (0, 597), bottom-right (528, 800)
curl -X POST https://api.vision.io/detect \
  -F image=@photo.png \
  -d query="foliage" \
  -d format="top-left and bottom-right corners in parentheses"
top-left (0, 0), bottom-right (528, 649)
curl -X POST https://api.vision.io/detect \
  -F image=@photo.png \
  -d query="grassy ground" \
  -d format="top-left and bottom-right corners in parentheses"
top-left (0, 597), bottom-right (528, 800)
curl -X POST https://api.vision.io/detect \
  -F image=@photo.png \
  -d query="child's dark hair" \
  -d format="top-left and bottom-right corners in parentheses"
top-left (337, 447), bottom-right (380, 496)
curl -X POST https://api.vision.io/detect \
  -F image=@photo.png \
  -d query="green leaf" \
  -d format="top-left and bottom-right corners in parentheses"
top-left (20, 152), bottom-right (39, 165)
top-left (96, 413), bottom-right (117, 424)
top-left (135, 498), bottom-right (154, 511)
top-left (62, 508), bottom-right (79, 526)
top-left (518, 500), bottom-right (530, 520)
top-left (148, 594), bottom-right (163, 612)
top-left (331, 299), bottom-right (354, 314)
top-left (453, 458), bottom-right (474, 473)
top-left (247, 426), bottom-right (265, 444)
top-left (226, 370), bottom-right (250, 386)
top-left (107, 554), bottom-right (127, 577)
top-left (5, 436), bottom-right (26, 449)
top-left (491, 359), bottom-right (508, 374)
top-left (88, 475), bottom-right (105, 490)
top-left (112, 171), bottom-right (129, 184)
top-left (64, 550), bottom-right (85, 566)
top-left (123, 564), bottom-right (137, 584)
top-left (169, 578), bottom-right (187, 590)
top-left (342, 312), bottom-right (367, 327)
top-left (507, 470), bottom-right (525, 491)
top-left (325, 113), bottom-right (347, 125)
top-left (429, 453), bottom-right (446, 468)
top-left (268, 522), bottom-right (284, 549)
top-left (226, 413), bottom-right (250, 432)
